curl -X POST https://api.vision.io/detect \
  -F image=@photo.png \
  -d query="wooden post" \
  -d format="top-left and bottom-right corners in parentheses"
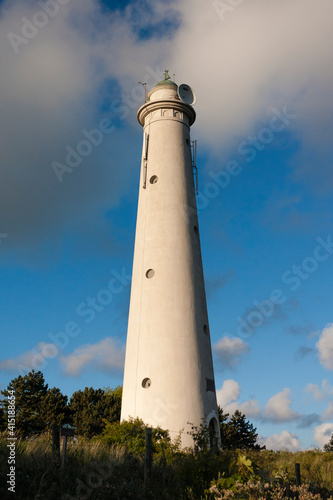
top-left (144, 428), bottom-right (153, 482)
top-left (61, 428), bottom-right (75, 468)
top-left (61, 435), bottom-right (67, 468)
top-left (52, 424), bottom-right (60, 466)
top-left (295, 463), bottom-right (301, 487)
top-left (50, 424), bottom-right (61, 498)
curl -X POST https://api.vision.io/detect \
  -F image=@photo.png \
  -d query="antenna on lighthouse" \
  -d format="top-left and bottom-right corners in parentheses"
top-left (138, 81), bottom-right (147, 103)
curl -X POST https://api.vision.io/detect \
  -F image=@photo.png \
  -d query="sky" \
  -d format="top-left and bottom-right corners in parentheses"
top-left (0, 0), bottom-right (332, 451)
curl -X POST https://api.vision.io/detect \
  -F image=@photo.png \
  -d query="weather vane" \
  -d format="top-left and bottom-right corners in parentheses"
top-left (163, 69), bottom-right (171, 80)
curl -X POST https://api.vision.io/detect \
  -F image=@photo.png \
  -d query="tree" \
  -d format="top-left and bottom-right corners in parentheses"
top-left (69, 387), bottom-right (104, 437)
top-left (0, 370), bottom-right (69, 436)
top-left (324, 433), bottom-right (333, 452)
top-left (218, 407), bottom-right (264, 450)
top-left (69, 386), bottom-right (123, 438)
top-left (1, 370), bottom-right (48, 436)
top-left (40, 387), bottom-right (70, 428)
top-left (103, 386), bottom-right (122, 423)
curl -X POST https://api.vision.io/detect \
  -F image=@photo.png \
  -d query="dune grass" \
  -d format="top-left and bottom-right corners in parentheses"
top-left (0, 432), bottom-right (332, 499)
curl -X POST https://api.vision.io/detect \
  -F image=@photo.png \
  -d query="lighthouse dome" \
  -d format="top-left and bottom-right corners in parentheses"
top-left (148, 78), bottom-right (179, 102)
top-left (154, 78), bottom-right (177, 87)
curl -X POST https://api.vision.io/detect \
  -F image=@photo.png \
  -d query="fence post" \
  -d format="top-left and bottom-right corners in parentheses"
top-left (50, 424), bottom-right (61, 498)
top-left (61, 434), bottom-right (67, 468)
top-left (52, 424), bottom-right (60, 466)
top-left (144, 427), bottom-right (153, 482)
top-left (60, 428), bottom-right (75, 468)
top-left (295, 463), bottom-right (301, 487)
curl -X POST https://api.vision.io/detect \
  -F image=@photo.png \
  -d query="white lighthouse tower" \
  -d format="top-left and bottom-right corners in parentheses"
top-left (121, 71), bottom-right (220, 447)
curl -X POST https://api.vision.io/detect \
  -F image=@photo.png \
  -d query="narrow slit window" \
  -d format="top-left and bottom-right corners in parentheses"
top-left (142, 133), bottom-right (149, 189)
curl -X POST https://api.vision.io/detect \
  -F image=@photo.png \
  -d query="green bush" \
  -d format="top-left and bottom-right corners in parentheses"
top-left (101, 417), bottom-right (172, 455)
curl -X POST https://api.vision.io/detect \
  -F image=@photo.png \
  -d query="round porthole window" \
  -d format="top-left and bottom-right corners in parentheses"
top-left (146, 269), bottom-right (155, 279)
top-left (142, 378), bottom-right (151, 388)
top-left (150, 175), bottom-right (158, 184)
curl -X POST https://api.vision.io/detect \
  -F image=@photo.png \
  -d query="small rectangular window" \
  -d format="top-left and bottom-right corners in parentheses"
top-left (206, 378), bottom-right (215, 393)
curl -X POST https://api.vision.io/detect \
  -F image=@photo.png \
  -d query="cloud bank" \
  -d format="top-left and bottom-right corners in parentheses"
top-left (1, 0), bottom-right (333, 256)
top-left (169, 0), bottom-right (333, 195)
top-left (0, 0), bottom-right (171, 254)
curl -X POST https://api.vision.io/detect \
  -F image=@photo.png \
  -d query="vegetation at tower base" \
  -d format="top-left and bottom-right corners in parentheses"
top-left (0, 433), bottom-right (332, 499)
top-left (0, 371), bottom-right (332, 499)
top-left (101, 417), bottom-right (174, 454)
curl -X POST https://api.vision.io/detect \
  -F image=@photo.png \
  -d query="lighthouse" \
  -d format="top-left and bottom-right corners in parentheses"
top-left (121, 71), bottom-right (220, 447)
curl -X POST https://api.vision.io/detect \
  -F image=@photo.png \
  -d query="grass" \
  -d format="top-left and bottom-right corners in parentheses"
top-left (0, 432), bottom-right (332, 499)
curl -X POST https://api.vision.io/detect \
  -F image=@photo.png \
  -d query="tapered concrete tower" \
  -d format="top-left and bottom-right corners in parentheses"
top-left (121, 72), bottom-right (220, 447)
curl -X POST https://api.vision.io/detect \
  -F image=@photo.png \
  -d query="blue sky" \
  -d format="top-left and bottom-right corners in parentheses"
top-left (0, 0), bottom-right (333, 451)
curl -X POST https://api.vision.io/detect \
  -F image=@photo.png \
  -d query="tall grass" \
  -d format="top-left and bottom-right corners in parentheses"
top-left (246, 449), bottom-right (333, 490)
top-left (0, 432), bottom-right (332, 499)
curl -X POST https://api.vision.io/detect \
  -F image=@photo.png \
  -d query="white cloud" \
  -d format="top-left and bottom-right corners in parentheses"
top-left (0, 342), bottom-right (58, 372)
top-left (0, 336), bottom-right (125, 377)
top-left (322, 402), bottom-right (333, 421)
top-left (0, 0), bottom-right (332, 274)
top-left (216, 379), bottom-right (260, 418)
top-left (59, 337), bottom-right (125, 376)
top-left (217, 383), bottom-right (324, 424)
top-left (170, 0), bottom-right (333, 194)
top-left (258, 431), bottom-right (301, 452)
top-left (305, 379), bottom-right (333, 400)
top-left (2, 0), bottom-right (333, 256)
top-left (216, 379), bottom-right (240, 407)
top-left (224, 399), bottom-right (261, 420)
top-left (214, 336), bottom-right (249, 368)
top-left (316, 324), bottom-right (333, 370)
top-left (264, 388), bottom-right (299, 423)
top-left (305, 383), bottom-right (325, 401)
top-left (313, 423), bottom-right (333, 449)
top-left (0, 0), bottom-right (171, 255)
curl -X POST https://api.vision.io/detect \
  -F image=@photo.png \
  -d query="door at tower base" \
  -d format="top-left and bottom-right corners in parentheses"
top-left (120, 76), bottom-right (221, 448)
